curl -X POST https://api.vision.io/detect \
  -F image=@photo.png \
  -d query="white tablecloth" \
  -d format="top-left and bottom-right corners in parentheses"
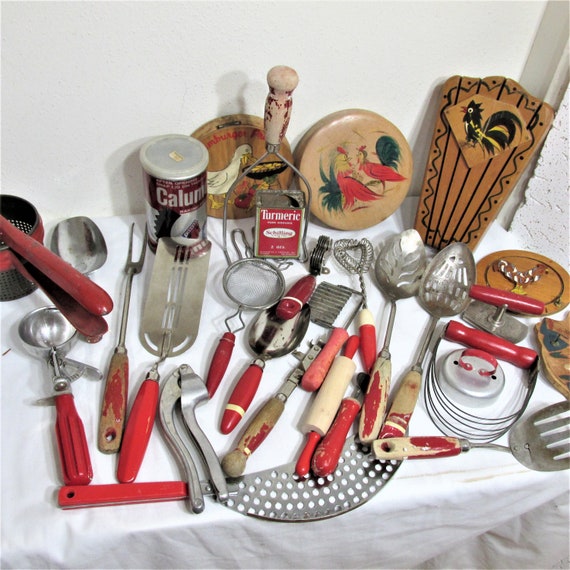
top-left (1, 198), bottom-right (568, 569)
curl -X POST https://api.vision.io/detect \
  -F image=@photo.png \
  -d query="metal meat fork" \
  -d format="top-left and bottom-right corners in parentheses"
top-left (98, 223), bottom-right (147, 454)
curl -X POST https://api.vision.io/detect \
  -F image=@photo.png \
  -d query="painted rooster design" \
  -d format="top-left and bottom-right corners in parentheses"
top-left (462, 100), bottom-right (523, 157)
top-left (493, 259), bottom-right (547, 294)
top-left (319, 136), bottom-right (406, 213)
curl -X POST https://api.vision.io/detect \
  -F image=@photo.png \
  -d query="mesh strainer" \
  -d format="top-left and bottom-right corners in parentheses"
top-left (0, 195), bottom-right (44, 301)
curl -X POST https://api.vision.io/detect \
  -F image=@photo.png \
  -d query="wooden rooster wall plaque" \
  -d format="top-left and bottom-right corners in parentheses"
top-left (414, 76), bottom-right (554, 251)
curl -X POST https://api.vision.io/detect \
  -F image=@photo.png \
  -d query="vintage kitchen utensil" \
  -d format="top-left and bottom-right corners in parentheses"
top-left (50, 216), bottom-right (108, 275)
top-left (437, 348), bottom-right (506, 408)
top-left (311, 372), bottom-right (371, 478)
top-left (275, 234), bottom-right (332, 321)
top-left (0, 194), bottom-right (44, 301)
top-left (463, 284), bottom-right (545, 343)
top-left (205, 231), bottom-right (285, 399)
top-left (221, 329), bottom-right (327, 478)
top-left (535, 314), bottom-right (570, 399)
top-left (333, 238), bottom-right (376, 371)
top-left (359, 229), bottom-right (426, 442)
top-left (222, 66), bottom-right (312, 263)
top-left (159, 364), bottom-right (229, 513)
top-left (19, 307), bottom-right (93, 485)
top-left (414, 76), bottom-right (554, 251)
top-left (367, 243), bottom-right (476, 442)
top-left (117, 238), bottom-right (211, 483)
top-left (59, 435), bottom-right (403, 521)
top-left (296, 335), bottom-right (360, 477)
top-left (475, 249), bottom-right (569, 315)
top-left (294, 109), bottom-right (413, 231)
top-left (191, 114), bottom-right (294, 219)
top-left (98, 224), bottom-right (147, 454)
top-left (373, 400), bottom-right (570, 472)
top-left (300, 282), bottom-right (363, 392)
top-left (424, 320), bottom-right (539, 442)
top-left (220, 302), bottom-right (311, 434)
top-left (0, 213), bottom-right (113, 317)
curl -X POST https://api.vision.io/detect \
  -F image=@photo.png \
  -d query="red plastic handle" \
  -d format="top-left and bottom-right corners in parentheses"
top-left (444, 320), bottom-right (537, 368)
top-left (116, 378), bottom-right (160, 483)
top-left (295, 431), bottom-right (321, 477)
top-left (469, 284), bottom-right (545, 315)
top-left (276, 275), bottom-right (316, 320)
top-left (0, 214), bottom-right (113, 316)
top-left (54, 394), bottom-right (93, 486)
top-left (220, 362), bottom-right (264, 434)
top-left (206, 332), bottom-right (236, 398)
top-left (301, 328), bottom-right (349, 392)
top-left (312, 398), bottom-right (360, 478)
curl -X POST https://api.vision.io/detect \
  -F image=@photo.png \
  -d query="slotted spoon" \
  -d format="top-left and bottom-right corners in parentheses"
top-left (373, 400), bottom-right (570, 472)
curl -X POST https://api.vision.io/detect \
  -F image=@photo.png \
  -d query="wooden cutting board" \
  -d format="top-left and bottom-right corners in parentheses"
top-left (414, 76), bottom-right (554, 251)
top-left (294, 109), bottom-right (413, 230)
top-left (191, 114), bottom-right (293, 219)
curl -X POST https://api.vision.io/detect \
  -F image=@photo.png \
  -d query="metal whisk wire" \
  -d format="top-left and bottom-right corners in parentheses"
top-left (333, 238), bottom-right (374, 307)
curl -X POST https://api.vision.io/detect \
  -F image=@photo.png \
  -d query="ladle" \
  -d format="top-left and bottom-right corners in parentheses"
top-left (18, 307), bottom-right (93, 485)
top-left (359, 229), bottom-right (426, 443)
top-left (220, 303), bottom-right (311, 434)
top-left (375, 242), bottom-right (476, 440)
top-left (50, 216), bottom-right (108, 275)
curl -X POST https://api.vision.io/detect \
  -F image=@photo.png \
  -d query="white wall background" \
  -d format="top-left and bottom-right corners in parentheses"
top-left (1, 0), bottom-right (567, 224)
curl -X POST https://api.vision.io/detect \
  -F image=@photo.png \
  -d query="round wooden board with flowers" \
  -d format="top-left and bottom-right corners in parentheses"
top-left (294, 109), bottom-right (413, 230)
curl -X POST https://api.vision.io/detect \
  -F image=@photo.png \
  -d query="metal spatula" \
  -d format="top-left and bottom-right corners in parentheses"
top-left (373, 400), bottom-right (570, 472)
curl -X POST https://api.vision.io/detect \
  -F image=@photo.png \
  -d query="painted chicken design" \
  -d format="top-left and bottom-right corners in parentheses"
top-left (493, 259), bottom-right (547, 294)
top-left (319, 136), bottom-right (406, 214)
top-left (462, 100), bottom-right (523, 157)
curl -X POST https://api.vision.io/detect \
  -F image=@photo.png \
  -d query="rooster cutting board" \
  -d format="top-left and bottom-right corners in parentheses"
top-left (414, 76), bottom-right (554, 251)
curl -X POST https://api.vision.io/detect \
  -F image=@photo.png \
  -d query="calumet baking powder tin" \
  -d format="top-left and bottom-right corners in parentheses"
top-left (140, 134), bottom-right (209, 251)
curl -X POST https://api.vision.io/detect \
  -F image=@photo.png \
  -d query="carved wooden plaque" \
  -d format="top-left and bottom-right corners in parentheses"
top-left (414, 76), bottom-right (554, 251)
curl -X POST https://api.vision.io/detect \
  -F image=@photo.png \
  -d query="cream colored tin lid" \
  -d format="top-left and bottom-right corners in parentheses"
top-left (140, 134), bottom-right (209, 181)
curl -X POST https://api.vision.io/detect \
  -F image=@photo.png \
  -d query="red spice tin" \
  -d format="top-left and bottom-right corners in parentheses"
top-left (140, 134), bottom-right (209, 252)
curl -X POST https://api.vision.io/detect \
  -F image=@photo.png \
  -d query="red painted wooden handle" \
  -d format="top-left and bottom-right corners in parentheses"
top-left (469, 284), bottom-right (545, 315)
top-left (98, 350), bottom-right (129, 454)
top-left (312, 398), bottom-right (360, 478)
top-left (444, 320), bottom-right (537, 368)
top-left (373, 436), bottom-right (464, 460)
top-left (301, 328), bottom-right (349, 391)
top-left (206, 332), bottom-right (236, 398)
top-left (220, 363), bottom-right (264, 434)
top-left (358, 354), bottom-right (391, 443)
top-left (58, 481), bottom-right (188, 508)
top-left (54, 394), bottom-right (93, 486)
top-left (295, 431), bottom-right (321, 477)
top-left (0, 214), bottom-right (113, 316)
top-left (264, 66), bottom-right (299, 146)
top-left (275, 275), bottom-right (316, 320)
top-left (117, 379), bottom-right (159, 483)
top-left (358, 308), bottom-right (376, 372)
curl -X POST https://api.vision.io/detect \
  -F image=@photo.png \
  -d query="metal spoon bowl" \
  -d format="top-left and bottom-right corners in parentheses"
top-left (50, 216), bottom-right (107, 275)
top-left (18, 306), bottom-right (77, 358)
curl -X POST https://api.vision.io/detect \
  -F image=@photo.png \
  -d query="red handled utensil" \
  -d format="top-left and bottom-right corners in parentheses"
top-left (311, 372), bottom-right (371, 478)
top-left (220, 303), bottom-right (310, 434)
top-left (0, 213), bottom-right (113, 317)
top-left (295, 335), bottom-right (359, 477)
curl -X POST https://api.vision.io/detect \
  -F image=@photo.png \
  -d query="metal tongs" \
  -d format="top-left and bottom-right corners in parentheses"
top-left (159, 364), bottom-right (229, 513)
